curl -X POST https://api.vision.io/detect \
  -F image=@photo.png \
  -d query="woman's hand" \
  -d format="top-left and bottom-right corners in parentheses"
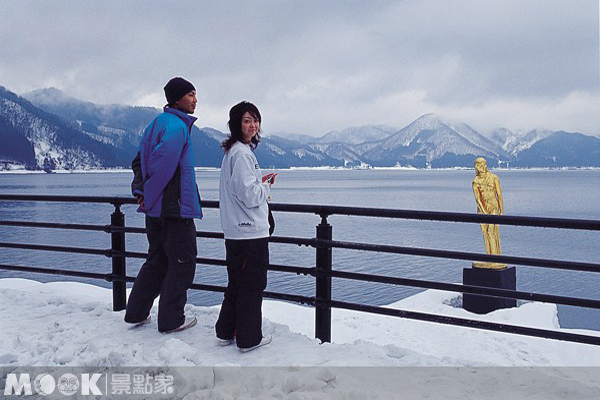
top-left (262, 173), bottom-right (277, 186)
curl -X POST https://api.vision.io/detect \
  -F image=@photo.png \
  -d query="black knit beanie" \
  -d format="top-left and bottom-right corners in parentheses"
top-left (164, 77), bottom-right (195, 105)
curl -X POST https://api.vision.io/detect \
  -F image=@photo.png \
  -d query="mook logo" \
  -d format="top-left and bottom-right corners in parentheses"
top-left (4, 373), bottom-right (103, 396)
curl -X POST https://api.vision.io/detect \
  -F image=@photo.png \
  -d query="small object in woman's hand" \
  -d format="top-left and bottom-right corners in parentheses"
top-left (262, 173), bottom-right (277, 185)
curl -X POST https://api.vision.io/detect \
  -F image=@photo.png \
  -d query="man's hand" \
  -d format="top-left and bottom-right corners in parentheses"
top-left (135, 195), bottom-right (145, 210)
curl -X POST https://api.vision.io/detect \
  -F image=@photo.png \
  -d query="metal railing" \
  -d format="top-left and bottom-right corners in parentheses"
top-left (1, 194), bottom-right (600, 346)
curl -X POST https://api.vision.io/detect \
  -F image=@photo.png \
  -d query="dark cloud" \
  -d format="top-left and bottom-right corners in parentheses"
top-left (0, 0), bottom-right (597, 135)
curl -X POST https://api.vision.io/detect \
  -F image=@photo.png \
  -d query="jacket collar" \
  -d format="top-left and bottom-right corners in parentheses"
top-left (164, 107), bottom-right (198, 131)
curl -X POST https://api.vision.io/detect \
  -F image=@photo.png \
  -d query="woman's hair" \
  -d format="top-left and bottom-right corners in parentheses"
top-left (221, 101), bottom-right (262, 151)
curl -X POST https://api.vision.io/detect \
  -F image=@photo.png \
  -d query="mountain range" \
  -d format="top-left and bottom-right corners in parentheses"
top-left (1, 85), bottom-right (599, 171)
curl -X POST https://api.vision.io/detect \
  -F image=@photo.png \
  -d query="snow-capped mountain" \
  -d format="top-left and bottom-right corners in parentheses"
top-left (2, 84), bottom-right (599, 170)
top-left (316, 125), bottom-right (397, 145)
top-left (489, 127), bottom-right (562, 156)
top-left (255, 136), bottom-right (344, 168)
top-left (6, 86), bottom-right (344, 170)
top-left (362, 114), bottom-right (508, 167)
top-left (507, 129), bottom-right (555, 155)
top-left (0, 86), bottom-right (118, 170)
top-left (303, 142), bottom-right (363, 167)
top-left (267, 131), bottom-right (316, 144)
top-left (202, 127), bottom-right (227, 143)
top-left (511, 131), bottom-right (600, 167)
top-left (490, 128), bottom-right (514, 150)
top-left (320, 143), bottom-right (364, 167)
top-left (23, 88), bottom-right (158, 150)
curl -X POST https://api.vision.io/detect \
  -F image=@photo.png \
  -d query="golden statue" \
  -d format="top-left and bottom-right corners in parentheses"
top-left (472, 157), bottom-right (507, 269)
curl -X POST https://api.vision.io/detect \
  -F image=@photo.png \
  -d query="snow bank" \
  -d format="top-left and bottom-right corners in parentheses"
top-left (1, 278), bottom-right (600, 398)
top-left (2, 278), bottom-right (599, 367)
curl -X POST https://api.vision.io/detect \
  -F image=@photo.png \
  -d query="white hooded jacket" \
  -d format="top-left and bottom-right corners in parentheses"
top-left (219, 141), bottom-right (271, 239)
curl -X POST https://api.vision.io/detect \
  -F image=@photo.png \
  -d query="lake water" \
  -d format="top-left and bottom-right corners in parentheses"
top-left (0, 169), bottom-right (599, 330)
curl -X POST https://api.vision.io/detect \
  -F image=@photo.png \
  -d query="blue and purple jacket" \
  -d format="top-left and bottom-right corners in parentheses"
top-left (131, 107), bottom-right (202, 219)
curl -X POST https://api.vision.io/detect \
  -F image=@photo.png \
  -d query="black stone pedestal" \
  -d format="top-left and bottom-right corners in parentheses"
top-left (463, 266), bottom-right (516, 314)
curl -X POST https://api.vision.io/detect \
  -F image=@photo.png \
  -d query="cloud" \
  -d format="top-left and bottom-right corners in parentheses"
top-left (0, 0), bottom-right (597, 136)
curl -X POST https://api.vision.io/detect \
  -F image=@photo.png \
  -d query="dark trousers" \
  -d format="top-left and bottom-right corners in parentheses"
top-left (124, 216), bottom-right (197, 332)
top-left (215, 237), bottom-right (269, 348)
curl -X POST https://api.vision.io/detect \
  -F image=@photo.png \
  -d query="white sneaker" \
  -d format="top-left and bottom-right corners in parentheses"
top-left (217, 338), bottom-right (235, 347)
top-left (239, 335), bottom-right (272, 353)
top-left (127, 316), bottom-right (151, 329)
top-left (162, 317), bottom-right (197, 334)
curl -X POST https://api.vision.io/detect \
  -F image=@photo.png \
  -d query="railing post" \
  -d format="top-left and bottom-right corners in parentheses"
top-left (315, 214), bottom-right (332, 343)
top-left (111, 204), bottom-right (127, 311)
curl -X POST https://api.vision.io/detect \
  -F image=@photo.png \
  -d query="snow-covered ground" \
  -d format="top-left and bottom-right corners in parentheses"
top-left (1, 278), bottom-right (600, 398)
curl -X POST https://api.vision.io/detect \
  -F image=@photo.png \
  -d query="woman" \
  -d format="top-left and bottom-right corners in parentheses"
top-left (215, 101), bottom-right (274, 352)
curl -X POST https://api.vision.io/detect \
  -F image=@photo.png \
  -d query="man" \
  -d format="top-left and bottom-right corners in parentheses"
top-left (124, 77), bottom-right (202, 333)
top-left (472, 157), bottom-right (505, 269)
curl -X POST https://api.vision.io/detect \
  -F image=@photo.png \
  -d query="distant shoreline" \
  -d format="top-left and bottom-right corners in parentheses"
top-left (1, 166), bottom-right (600, 174)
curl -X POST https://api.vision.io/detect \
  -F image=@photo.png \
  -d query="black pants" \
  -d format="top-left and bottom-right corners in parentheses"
top-left (215, 237), bottom-right (269, 348)
top-left (124, 216), bottom-right (197, 332)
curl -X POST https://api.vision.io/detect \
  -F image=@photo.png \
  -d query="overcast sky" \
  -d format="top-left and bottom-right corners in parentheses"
top-left (1, 0), bottom-right (598, 136)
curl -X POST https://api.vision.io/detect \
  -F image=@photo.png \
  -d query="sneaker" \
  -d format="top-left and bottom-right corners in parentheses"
top-left (162, 317), bottom-right (197, 334)
top-left (217, 338), bottom-right (235, 347)
top-left (126, 316), bottom-right (151, 329)
top-left (239, 336), bottom-right (272, 353)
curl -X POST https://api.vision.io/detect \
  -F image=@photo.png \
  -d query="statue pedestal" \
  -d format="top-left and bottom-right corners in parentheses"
top-left (462, 266), bottom-right (516, 314)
